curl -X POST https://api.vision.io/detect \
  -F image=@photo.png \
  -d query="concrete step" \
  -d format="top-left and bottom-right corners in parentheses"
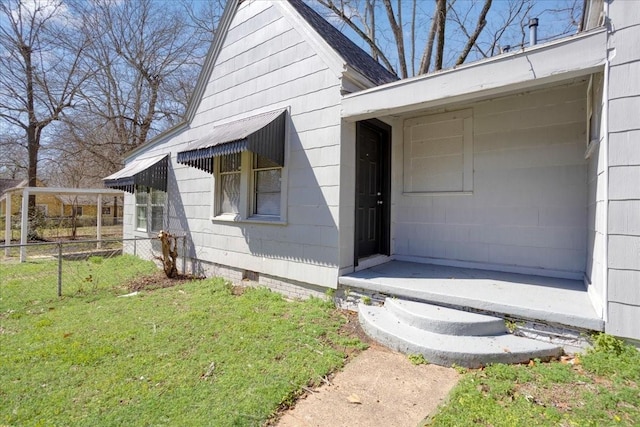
top-left (359, 301), bottom-right (562, 368)
top-left (384, 298), bottom-right (507, 336)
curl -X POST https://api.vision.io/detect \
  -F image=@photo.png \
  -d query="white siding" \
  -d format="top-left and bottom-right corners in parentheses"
top-left (403, 110), bottom-right (473, 193)
top-left (393, 82), bottom-right (588, 278)
top-left (605, 1), bottom-right (640, 340)
top-left (121, 0), bottom-right (344, 288)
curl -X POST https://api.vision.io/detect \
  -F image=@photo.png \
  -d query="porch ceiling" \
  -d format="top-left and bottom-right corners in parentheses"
top-left (339, 261), bottom-right (604, 331)
top-left (341, 28), bottom-right (607, 122)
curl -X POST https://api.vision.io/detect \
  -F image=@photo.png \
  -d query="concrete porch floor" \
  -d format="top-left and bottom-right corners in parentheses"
top-left (339, 261), bottom-right (604, 331)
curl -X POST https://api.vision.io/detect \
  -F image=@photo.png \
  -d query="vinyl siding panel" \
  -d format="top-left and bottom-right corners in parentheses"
top-left (605, 0), bottom-right (640, 340)
top-left (393, 82), bottom-right (588, 277)
top-left (122, 0), bottom-right (343, 287)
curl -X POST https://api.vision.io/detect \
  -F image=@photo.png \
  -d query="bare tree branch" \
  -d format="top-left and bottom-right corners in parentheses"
top-left (317, 0), bottom-right (396, 73)
top-left (418, 1), bottom-right (439, 74)
top-left (455, 0), bottom-right (492, 65)
top-left (382, 0), bottom-right (407, 78)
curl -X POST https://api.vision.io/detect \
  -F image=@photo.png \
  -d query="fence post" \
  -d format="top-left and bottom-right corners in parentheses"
top-left (96, 194), bottom-right (102, 249)
top-left (57, 242), bottom-right (63, 297)
top-left (4, 191), bottom-right (10, 257)
top-left (182, 235), bottom-right (186, 275)
top-left (133, 236), bottom-right (137, 256)
top-left (20, 188), bottom-right (28, 262)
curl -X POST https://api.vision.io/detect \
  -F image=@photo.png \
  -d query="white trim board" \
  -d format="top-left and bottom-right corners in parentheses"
top-left (342, 28), bottom-right (607, 121)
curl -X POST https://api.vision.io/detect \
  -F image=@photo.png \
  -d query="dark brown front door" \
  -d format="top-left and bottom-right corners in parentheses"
top-left (355, 121), bottom-right (390, 262)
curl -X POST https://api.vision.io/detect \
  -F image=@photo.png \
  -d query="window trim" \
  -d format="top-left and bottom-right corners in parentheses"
top-left (251, 154), bottom-right (282, 218)
top-left (212, 151), bottom-right (288, 225)
top-left (217, 152), bottom-right (242, 216)
top-left (403, 109), bottom-right (474, 195)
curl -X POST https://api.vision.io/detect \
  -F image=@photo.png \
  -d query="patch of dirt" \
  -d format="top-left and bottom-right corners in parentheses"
top-left (512, 361), bottom-right (620, 415)
top-left (336, 309), bottom-right (374, 347)
top-left (515, 381), bottom-right (595, 412)
top-left (125, 271), bottom-right (203, 292)
top-left (231, 285), bottom-right (247, 296)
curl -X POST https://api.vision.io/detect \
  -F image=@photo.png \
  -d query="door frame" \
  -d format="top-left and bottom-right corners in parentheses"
top-left (354, 119), bottom-right (391, 265)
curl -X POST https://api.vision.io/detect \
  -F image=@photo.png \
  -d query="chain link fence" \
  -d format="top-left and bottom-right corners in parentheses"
top-left (1, 236), bottom-right (187, 303)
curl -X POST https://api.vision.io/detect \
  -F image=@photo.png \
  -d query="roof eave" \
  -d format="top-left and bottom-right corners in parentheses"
top-left (342, 65), bottom-right (386, 91)
top-left (342, 27), bottom-right (607, 122)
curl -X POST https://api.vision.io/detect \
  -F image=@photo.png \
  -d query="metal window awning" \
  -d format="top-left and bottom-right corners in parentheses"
top-left (177, 109), bottom-right (286, 173)
top-left (103, 154), bottom-right (169, 193)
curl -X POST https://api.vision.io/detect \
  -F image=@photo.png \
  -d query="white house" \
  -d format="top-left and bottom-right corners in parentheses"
top-left (105, 0), bottom-right (640, 362)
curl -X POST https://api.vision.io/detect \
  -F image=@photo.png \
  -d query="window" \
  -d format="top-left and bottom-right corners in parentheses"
top-left (102, 206), bottom-right (111, 215)
top-left (403, 109), bottom-right (473, 194)
top-left (150, 188), bottom-right (166, 232)
top-left (253, 154), bottom-right (281, 216)
top-left (218, 153), bottom-right (241, 214)
top-left (214, 152), bottom-right (284, 221)
top-left (135, 186), bottom-right (166, 232)
top-left (72, 206), bottom-right (83, 217)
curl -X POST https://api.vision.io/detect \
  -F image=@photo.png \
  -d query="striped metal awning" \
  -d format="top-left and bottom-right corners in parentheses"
top-left (177, 109), bottom-right (286, 173)
top-left (103, 154), bottom-right (169, 193)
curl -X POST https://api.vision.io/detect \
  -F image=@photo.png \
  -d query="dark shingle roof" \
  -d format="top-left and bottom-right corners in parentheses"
top-left (0, 179), bottom-right (22, 195)
top-left (288, 0), bottom-right (398, 87)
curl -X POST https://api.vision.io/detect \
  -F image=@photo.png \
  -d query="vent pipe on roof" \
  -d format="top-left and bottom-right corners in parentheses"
top-left (529, 18), bottom-right (539, 46)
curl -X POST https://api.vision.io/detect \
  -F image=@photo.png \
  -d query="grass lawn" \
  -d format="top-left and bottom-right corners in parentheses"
top-left (0, 256), bottom-right (364, 426)
top-left (428, 333), bottom-right (640, 426)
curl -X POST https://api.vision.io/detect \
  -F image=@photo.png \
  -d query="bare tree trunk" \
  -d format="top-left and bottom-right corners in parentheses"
top-left (366, 0), bottom-right (377, 60)
top-left (138, 76), bottom-right (160, 149)
top-left (435, 0), bottom-right (447, 71)
top-left (382, 0), bottom-right (408, 78)
top-left (411, 0), bottom-right (416, 76)
top-left (455, 0), bottom-right (492, 66)
top-left (23, 42), bottom-right (38, 209)
top-left (418, 0), bottom-right (440, 74)
top-left (157, 230), bottom-right (178, 278)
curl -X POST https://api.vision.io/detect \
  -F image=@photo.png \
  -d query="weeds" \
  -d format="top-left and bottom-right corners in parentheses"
top-left (429, 334), bottom-right (640, 426)
top-left (408, 353), bottom-right (429, 365)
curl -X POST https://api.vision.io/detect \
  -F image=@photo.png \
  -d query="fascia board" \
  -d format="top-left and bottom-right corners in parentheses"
top-left (342, 28), bottom-right (607, 121)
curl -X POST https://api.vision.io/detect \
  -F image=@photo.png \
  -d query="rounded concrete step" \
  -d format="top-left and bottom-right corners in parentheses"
top-left (384, 298), bottom-right (507, 336)
top-left (359, 303), bottom-right (562, 368)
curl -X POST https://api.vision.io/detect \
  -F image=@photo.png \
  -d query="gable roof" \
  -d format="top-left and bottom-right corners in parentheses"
top-left (287, 0), bottom-right (398, 86)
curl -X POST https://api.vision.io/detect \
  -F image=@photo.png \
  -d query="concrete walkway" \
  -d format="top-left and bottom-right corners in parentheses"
top-left (340, 261), bottom-right (603, 331)
top-left (276, 346), bottom-right (459, 427)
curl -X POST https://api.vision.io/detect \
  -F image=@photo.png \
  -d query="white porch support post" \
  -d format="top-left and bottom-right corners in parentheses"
top-left (20, 188), bottom-right (29, 262)
top-left (4, 192), bottom-right (11, 257)
top-left (97, 194), bottom-right (102, 249)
